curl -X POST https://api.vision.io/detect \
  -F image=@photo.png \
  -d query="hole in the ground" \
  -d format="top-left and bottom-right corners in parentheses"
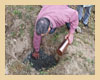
top-left (23, 49), bottom-right (59, 71)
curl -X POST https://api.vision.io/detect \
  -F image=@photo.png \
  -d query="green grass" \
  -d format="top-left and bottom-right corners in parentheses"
top-left (26, 14), bottom-right (31, 19)
top-left (26, 64), bottom-right (31, 72)
top-left (83, 39), bottom-right (90, 45)
top-left (11, 31), bottom-right (16, 38)
top-left (13, 10), bottom-right (22, 19)
top-left (52, 32), bottom-right (59, 41)
top-left (20, 24), bottom-right (24, 27)
top-left (72, 39), bottom-right (80, 47)
top-left (30, 62), bottom-right (34, 66)
top-left (60, 26), bottom-right (67, 34)
top-left (90, 71), bottom-right (95, 75)
top-left (39, 70), bottom-right (48, 75)
top-left (25, 6), bottom-right (33, 12)
top-left (91, 60), bottom-right (94, 65)
top-left (87, 58), bottom-right (91, 63)
top-left (86, 58), bottom-right (94, 65)
top-left (64, 56), bottom-right (72, 61)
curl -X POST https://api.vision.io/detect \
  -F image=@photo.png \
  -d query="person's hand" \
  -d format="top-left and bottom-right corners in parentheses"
top-left (65, 33), bottom-right (74, 44)
top-left (32, 51), bottom-right (39, 59)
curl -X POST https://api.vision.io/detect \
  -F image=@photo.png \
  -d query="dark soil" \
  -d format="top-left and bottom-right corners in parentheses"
top-left (23, 49), bottom-right (58, 71)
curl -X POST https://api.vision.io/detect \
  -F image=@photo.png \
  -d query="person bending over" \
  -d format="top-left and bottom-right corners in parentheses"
top-left (33, 5), bottom-right (79, 59)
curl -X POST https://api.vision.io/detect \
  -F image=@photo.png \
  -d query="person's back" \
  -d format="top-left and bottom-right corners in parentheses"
top-left (37, 5), bottom-right (78, 28)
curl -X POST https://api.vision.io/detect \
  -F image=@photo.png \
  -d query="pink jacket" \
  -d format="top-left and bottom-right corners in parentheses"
top-left (33, 5), bottom-right (79, 52)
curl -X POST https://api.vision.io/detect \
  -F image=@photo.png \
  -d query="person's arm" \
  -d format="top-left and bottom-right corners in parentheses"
top-left (33, 31), bottom-right (41, 52)
top-left (70, 10), bottom-right (78, 34)
top-left (65, 11), bottom-right (78, 44)
top-left (33, 31), bottom-right (42, 59)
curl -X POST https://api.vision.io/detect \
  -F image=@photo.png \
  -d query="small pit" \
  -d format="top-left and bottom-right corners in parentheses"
top-left (23, 49), bottom-right (59, 71)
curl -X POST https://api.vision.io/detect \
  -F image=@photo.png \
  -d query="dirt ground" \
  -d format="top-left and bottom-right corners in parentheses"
top-left (5, 5), bottom-right (95, 75)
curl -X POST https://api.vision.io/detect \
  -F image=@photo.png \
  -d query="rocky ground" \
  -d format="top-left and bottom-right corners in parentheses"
top-left (5, 5), bottom-right (95, 75)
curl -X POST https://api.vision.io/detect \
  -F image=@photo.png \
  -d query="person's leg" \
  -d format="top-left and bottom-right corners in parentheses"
top-left (49, 22), bottom-right (70, 34)
top-left (82, 6), bottom-right (92, 26)
top-left (65, 23), bottom-right (81, 33)
top-left (77, 5), bottom-right (84, 21)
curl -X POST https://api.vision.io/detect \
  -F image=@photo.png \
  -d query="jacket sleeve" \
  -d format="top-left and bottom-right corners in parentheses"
top-left (33, 31), bottom-right (42, 52)
top-left (69, 10), bottom-right (79, 34)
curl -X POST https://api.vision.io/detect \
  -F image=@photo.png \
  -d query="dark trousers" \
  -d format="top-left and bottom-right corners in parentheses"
top-left (49, 23), bottom-right (70, 34)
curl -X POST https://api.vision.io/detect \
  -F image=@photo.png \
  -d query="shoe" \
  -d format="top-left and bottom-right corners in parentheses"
top-left (83, 24), bottom-right (88, 27)
top-left (79, 20), bottom-right (82, 22)
top-left (75, 26), bottom-right (82, 33)
top-left (82, 20), bottom-right (88, 27)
